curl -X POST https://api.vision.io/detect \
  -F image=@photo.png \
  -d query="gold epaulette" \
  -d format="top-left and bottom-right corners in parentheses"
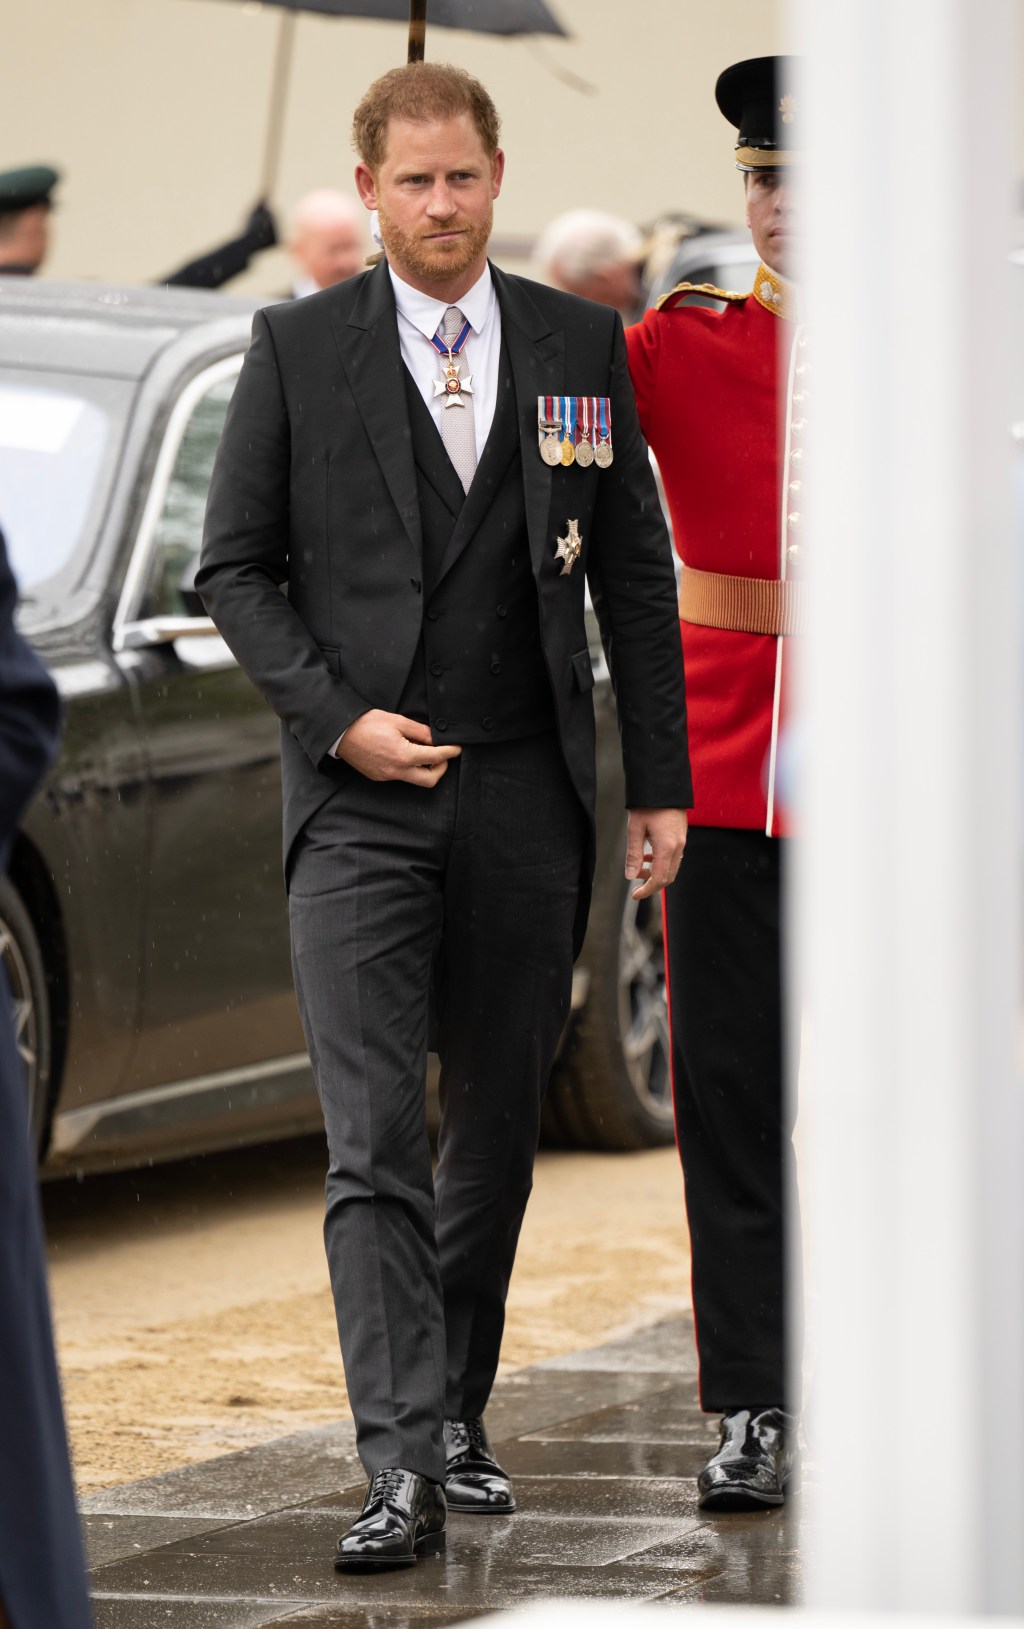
top-left (654, 281), bottom-right (749, 312)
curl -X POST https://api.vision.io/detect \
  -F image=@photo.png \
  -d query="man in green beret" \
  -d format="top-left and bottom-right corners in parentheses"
top-left (0, 165), bottom-right (60, 276)
top-left (0, 160), bottom-right (277, 287)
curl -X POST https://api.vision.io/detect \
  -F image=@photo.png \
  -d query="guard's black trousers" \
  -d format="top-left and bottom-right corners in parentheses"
top-left (665, 826), bottom-right (800, 1413)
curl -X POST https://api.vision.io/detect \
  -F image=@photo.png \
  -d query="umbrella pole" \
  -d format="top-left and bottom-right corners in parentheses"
top-left (407, 0), bottom-right (427, 62)
top-left (260, 9), bottom-right (297, 200)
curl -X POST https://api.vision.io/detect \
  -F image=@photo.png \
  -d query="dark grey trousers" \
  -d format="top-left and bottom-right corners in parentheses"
top-left (288, 731), bottom-right (585, 1482)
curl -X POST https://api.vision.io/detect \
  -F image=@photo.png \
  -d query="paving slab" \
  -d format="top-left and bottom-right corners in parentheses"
top-left (82, 1311), bottom-right (807, 1621)
top-left (81, 1422), bottom-right (363, 1521)
top-left (83, 1515), bottom-right (243, 1569)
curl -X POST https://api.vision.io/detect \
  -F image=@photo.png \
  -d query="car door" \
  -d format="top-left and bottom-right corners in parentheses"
top-left (115, 356), bottom-right (308, 1096)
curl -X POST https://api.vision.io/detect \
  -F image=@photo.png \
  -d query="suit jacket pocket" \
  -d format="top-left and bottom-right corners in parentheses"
top-left (571, 648), bottom-right (595, 693)
top-left (319, 644), bottom-right (342, 680)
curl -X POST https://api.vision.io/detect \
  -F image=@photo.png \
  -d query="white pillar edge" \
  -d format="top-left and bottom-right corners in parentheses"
top-left (791, 0), bottom-right (1024, 1613)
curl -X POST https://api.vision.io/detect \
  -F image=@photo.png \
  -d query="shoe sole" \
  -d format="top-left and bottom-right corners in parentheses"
top-left (445, 1495), bottom-right (517, 1515)
top-left (334, 1530), bottom-right (446, 1571)
top-left (698, 1486), bottom-right (784, 1512)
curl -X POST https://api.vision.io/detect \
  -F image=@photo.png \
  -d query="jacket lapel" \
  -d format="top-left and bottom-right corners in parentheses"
top-left (490, 265), bottom-right (564, 580)
top-left (330, 261), bottom-right (422, 561)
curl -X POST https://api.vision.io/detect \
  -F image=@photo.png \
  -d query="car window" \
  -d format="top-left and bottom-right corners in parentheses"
top-left (140, 371), bottom-right (239, 619)
top-left (646, 235), bottom-right (760, 312)
top-left (0, 377), bottom-right (122, 597)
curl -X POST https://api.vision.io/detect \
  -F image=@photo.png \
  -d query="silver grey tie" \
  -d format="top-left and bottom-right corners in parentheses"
top-left (437, 304), bottom-right (477, 494)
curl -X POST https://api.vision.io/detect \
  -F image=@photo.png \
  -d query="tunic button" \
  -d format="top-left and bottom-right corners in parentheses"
top-left (787, 543), bottom-right (802, 564)
top-left (791, 418), bottom-right (807, 433)
top-left (787, 512), bottom-right (801, 529)
top-left (496, 604), bottom-right (507, 618)
top-left (790, 448), bottom-right (804, 463)
top-left (490, 660), bottom-right (502, 675)
top-left (426, 609), bottom-right (439, 621)
top-left (430, 660), bottom-right (444, 676)
top-left (482, 717), bottom-right (494, 731)
top-left (434, 717), bottom-right (448, 732)
top-left (789, 480), bottom-right (803, 495)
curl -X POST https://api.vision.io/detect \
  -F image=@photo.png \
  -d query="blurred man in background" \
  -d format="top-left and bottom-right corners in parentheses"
top-left (0, 166), bottom-right (59, 276)
top-left (287, 188), bottom-right (366, 296)
top-left (0, 160), bottom-right (277, 288)
top-left (533, 207), bottom-right (645, 320)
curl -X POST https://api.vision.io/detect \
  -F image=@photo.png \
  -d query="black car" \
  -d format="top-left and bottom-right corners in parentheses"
top-left (0, 279), bottom-right (674, 1174)
top-left (646, 226), bottom-right (760, 312)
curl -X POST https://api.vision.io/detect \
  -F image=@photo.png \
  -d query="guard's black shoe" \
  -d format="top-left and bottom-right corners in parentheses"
top-left (444, 1417), bottom-right (516, 1513)
top-left (334, 1468), bottom-right (446, 1571)
top-left (697, 1407), bottom-right (797, 1511)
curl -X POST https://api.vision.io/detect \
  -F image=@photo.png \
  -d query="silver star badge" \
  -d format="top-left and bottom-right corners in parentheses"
top-left (555, 518), bottom-right (582, 577)
top-left (433, 359), bottom-right (474, 409)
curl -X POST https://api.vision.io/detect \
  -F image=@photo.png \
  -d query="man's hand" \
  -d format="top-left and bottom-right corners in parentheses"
top-left (624, 808), bottom-right (688, 900)
top-left (336, 710), bottom-right (461, 787)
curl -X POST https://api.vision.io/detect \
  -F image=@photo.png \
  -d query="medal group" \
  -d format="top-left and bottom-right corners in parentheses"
top-left (537, 395), bottom-right (614, 469)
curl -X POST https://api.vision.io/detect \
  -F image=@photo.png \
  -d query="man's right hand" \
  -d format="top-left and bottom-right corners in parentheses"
top-left (335, 710), bottom-right (461, 787)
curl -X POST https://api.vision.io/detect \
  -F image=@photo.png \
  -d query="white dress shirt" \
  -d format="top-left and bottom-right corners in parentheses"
top-left (389, 262), bottom-right (500, 462)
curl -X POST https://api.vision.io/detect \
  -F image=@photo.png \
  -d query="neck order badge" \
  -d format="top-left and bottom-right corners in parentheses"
top-left (430, 310), bottom-right (475, 408)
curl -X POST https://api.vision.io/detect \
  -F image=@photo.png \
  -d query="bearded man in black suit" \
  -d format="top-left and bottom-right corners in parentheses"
top-left (198, 61), bottom-right (691, 1574)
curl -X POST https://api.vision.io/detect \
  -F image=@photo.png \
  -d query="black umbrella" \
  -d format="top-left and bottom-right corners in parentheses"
top-left (200, 0), bottom-right (568, 198)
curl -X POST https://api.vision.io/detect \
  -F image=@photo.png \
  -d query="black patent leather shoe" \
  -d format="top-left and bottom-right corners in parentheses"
top-left (335, 1468), bottom-right (446, 1571)
top-left (697, 1407), bottom-right (797, 1511)
top-left (444, 1417), bottom-right (516, 1514)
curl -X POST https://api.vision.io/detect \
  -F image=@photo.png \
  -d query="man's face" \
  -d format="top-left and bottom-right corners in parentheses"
top-left (356, 113), bottom-right (504, 295)
top-left (744, 170), bottom-right (797, 279)
top-left (294, 217), bottom-right (364, 289)
top-left (586, 260), bottom-right (643, 319)
top-left (0, 204), bottom-right (50, 273)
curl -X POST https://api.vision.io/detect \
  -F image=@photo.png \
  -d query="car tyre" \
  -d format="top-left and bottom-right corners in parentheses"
top-left (545, 868), bottom-right (676, 1151)
top-left (0, 875), bottom-right (52, 1152)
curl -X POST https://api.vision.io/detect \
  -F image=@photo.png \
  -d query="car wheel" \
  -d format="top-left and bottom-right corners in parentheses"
top-left (0, 875), bottom-right (52, 1151)
top-left (545, 871), bottom-right (676, 1151)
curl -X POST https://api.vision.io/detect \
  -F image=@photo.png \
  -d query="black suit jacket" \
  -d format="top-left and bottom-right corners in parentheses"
top-left (0, 531), bottom-right (60, 871)
top-left (198, 260), bottom-right (692, 927)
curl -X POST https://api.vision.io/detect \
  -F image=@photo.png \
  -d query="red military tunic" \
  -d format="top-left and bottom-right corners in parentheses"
top-left (627, 268), bottom-right (804, 836)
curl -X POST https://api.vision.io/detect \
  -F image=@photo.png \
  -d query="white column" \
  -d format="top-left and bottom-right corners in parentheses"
top-left (792, 0), bottom-right (1024, 1612)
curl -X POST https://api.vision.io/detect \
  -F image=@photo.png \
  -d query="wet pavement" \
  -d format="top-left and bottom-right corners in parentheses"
top-left (80, 1313), bottom-right (805, 1625)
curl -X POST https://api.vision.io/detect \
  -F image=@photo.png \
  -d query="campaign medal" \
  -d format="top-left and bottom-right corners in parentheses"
top-left (575, 396), bottom-right (595, 468)
top-left (429, 314), bottom-right (474, 409)
top-left (594, 396), bottom-right (614, 468)
top-left (560, 395), bottom-right (577, 466)
top-left (555, 518), bottom-right (583, 576)
top-left (538, 395), bottom-right (563, 466)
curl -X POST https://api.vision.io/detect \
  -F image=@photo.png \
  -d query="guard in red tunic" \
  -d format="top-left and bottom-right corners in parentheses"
top-left (627, 55), bottom-right (805, 1510)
